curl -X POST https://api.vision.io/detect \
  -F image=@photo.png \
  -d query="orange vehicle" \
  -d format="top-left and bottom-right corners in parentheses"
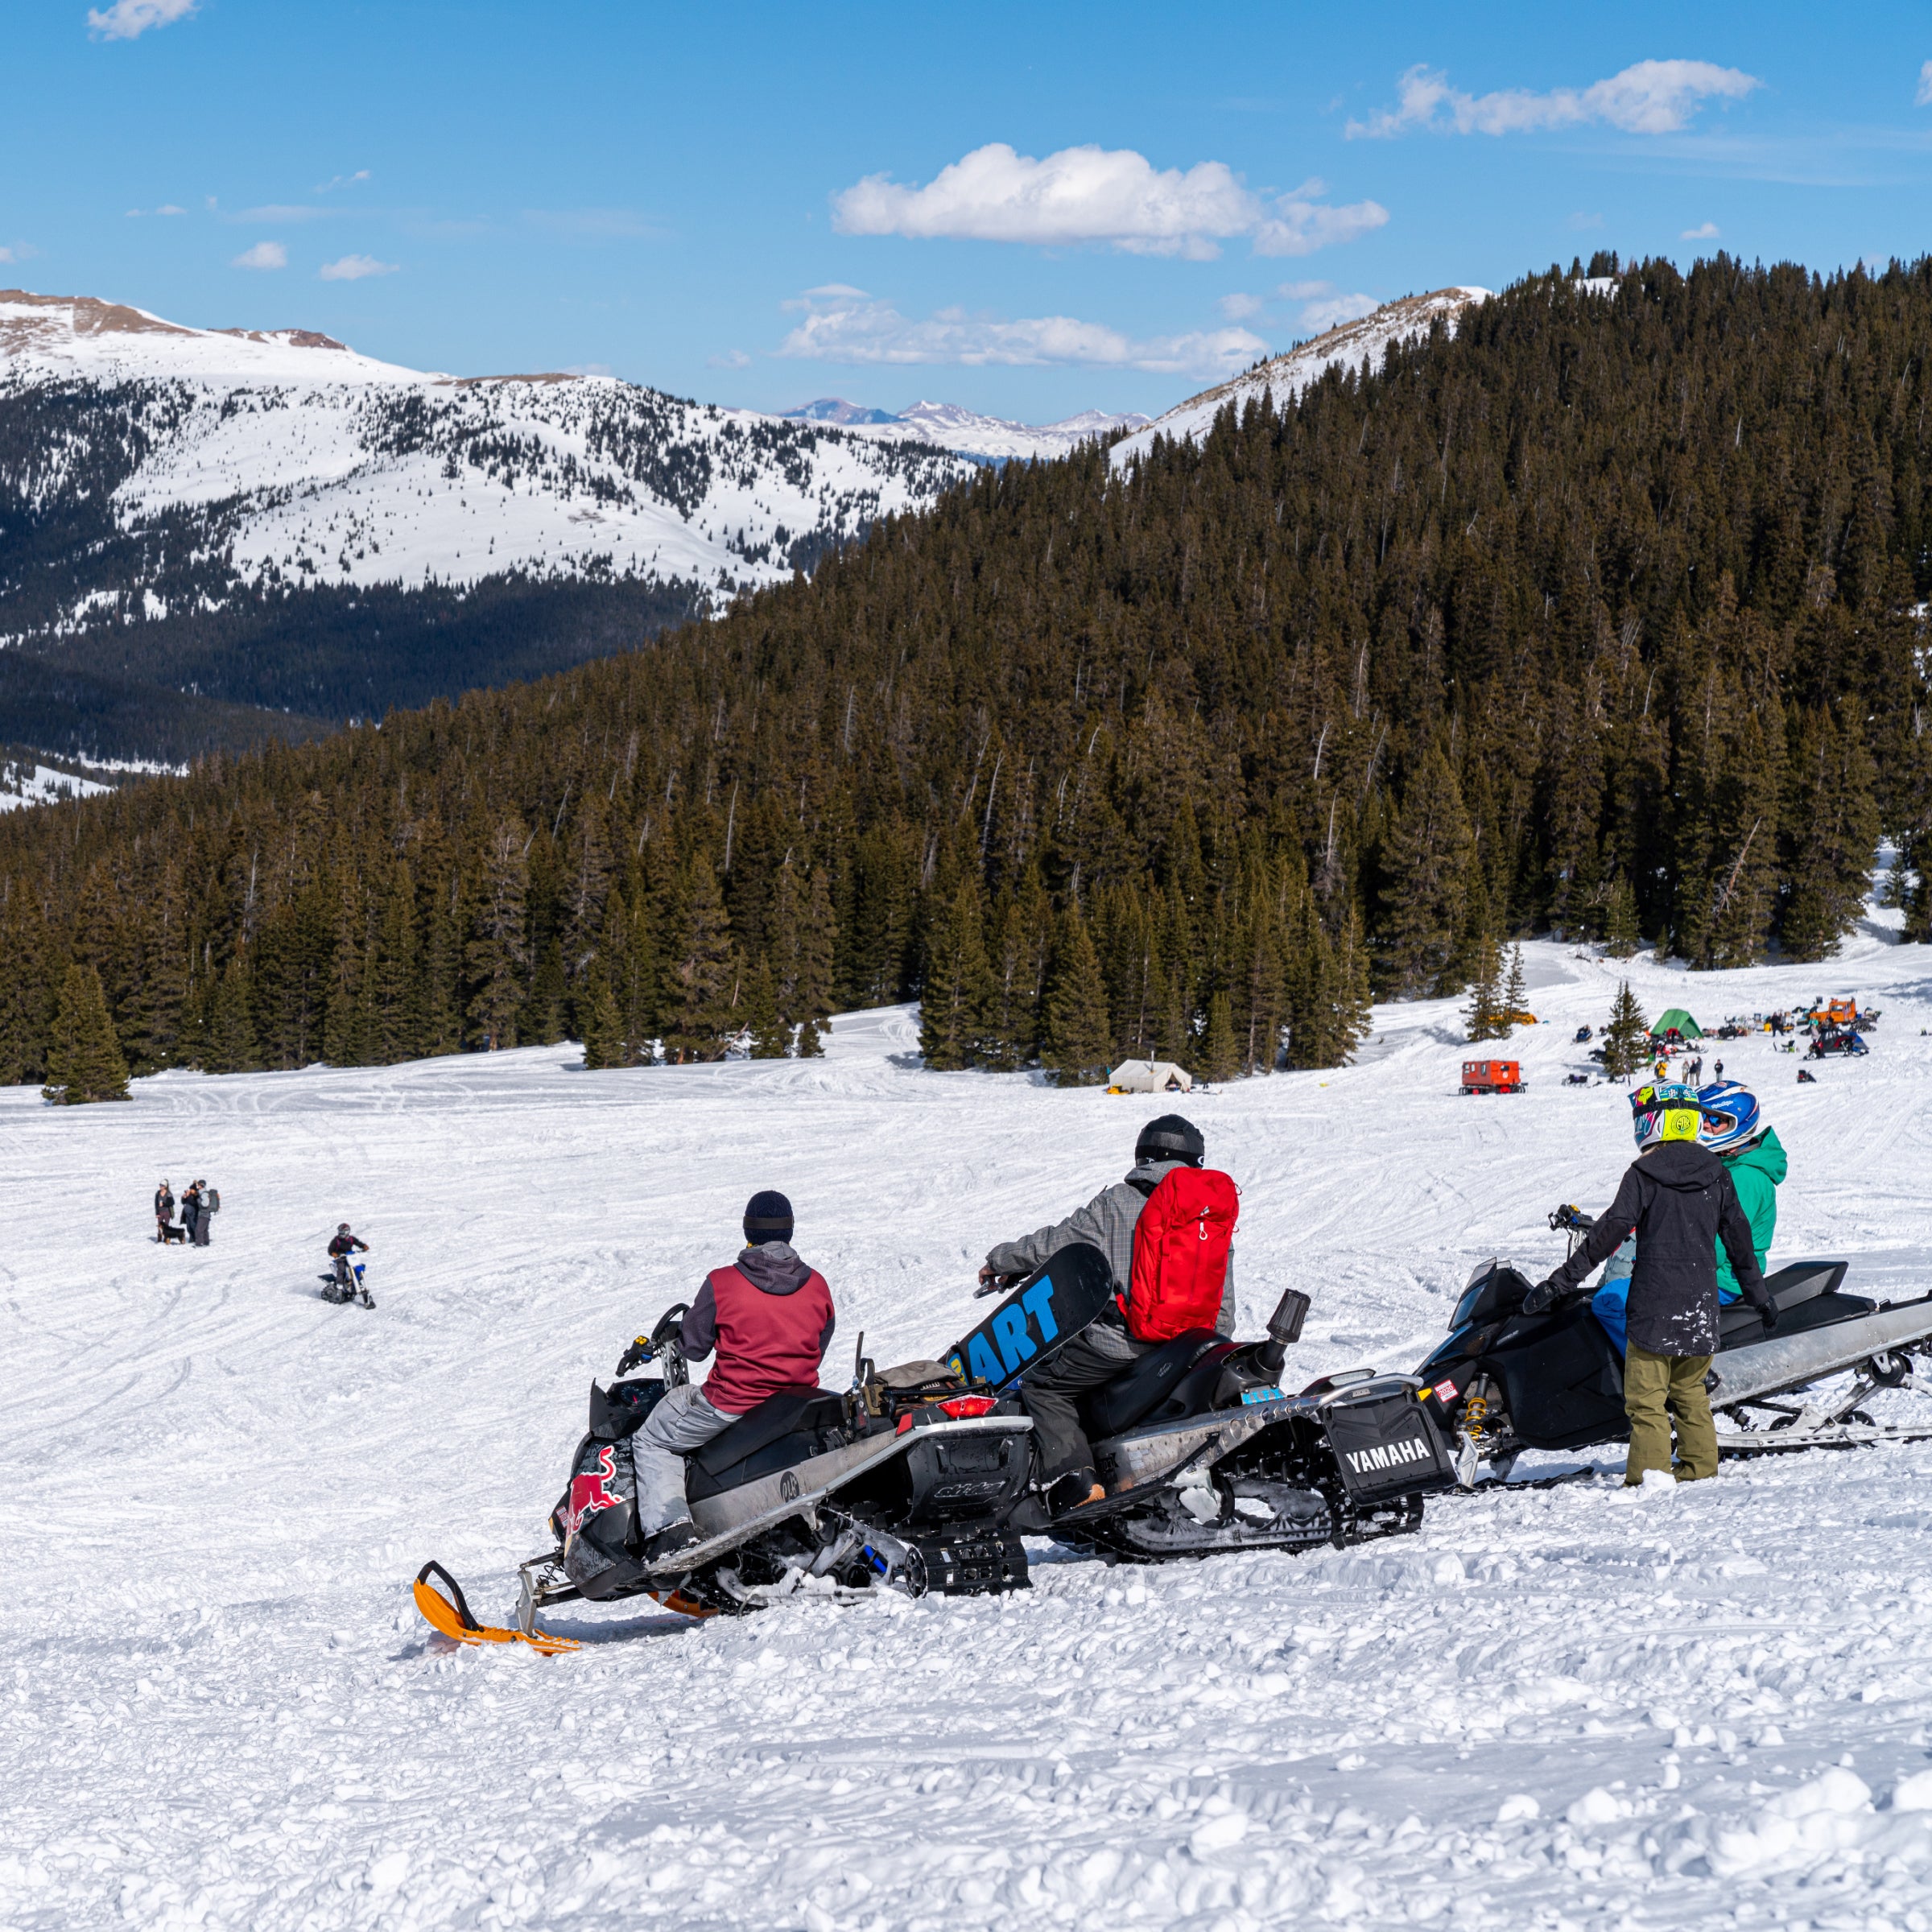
top-left (1461, 1059), bottom-right (1525, 1095)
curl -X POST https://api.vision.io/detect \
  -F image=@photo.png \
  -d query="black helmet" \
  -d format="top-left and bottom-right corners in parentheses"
top-left (337, 1222), bottom-right (351, 1236)
top-left (1136, 1113), bottom-right (1204, 1166)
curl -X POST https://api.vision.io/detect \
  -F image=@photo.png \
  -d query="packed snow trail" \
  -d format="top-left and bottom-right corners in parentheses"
top-left (4, 924), bottom-right (1932, 1928)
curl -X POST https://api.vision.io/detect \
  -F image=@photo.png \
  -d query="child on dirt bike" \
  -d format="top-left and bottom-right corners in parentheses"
top-left (326, 1224), bottom-right (370, 1303)
top-left (624, 1191), bottom-right (836, 1561)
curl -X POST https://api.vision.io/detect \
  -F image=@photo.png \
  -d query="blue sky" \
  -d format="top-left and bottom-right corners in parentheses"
top-left (7, 2), bottom-right (1932, 422)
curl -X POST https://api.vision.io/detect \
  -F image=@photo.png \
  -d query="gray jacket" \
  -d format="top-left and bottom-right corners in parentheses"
top-left (984, 1158), bottom-right (1236, 1335)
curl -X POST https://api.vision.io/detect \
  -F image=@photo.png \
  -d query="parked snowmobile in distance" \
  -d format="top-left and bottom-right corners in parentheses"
top-left (320, 1255), bottom-right (373, 1308)
top-left (1414, 1207), bottom-right (1932, 1484)
top-left (499, 1312), bottom-right (1037, 1630)
top-left (964, 1246), bottom-right (1458, 1561)
top-left (1809, 1026), bottom-right (1869, 1059)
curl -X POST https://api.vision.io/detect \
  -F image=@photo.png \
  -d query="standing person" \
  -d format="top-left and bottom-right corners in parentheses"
top-left (180, 1180), bottom-right (202, 1245)
top-left (190, 1179), bottom-right (216, 1247)
top-left (1526, 1084), bottom-right (1773, 1484)
top-left (154, 1179), bottom-right (175, 1243)
top-left (1698, 1083), bottom-right (1784, 1302)
top-left (1713, 1058), bottom-right (1724, 1082)
top-left (625, 1191), bottom-right (836, 1559)
top-left (978, 1115), bottom-right (1236, 1517)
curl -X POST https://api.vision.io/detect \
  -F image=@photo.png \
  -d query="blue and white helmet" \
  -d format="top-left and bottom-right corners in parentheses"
top-left (1696, 1080), bottom-right (1762, 1154)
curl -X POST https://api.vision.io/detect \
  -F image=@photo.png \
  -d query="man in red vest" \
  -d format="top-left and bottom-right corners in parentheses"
top-left (979, 1117), bottom-right (1235, 1517)
top-left (631, 1190), bottom-right (836, 1558)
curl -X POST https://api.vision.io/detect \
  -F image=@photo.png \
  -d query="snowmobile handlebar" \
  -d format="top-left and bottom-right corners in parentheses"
top-left (614, 1303), bottom-right (691, 1378)
top-left (1548, 1203), bottom-right (1596, 1233)
top-left (1253, 1287), bottom-right (1311, 1377)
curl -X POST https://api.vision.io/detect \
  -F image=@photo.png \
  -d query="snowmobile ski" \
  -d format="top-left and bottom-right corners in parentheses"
top-left (413, 1561), bottom-right (580, 1653)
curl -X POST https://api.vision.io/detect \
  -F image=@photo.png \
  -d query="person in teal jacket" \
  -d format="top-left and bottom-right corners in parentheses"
top-left (1699, 1082), bottom-right (1783, 1298)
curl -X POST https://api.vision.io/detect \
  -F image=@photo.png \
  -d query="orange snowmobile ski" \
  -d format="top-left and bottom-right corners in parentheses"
top-left (413, 1562), bottom-right (581, 1654)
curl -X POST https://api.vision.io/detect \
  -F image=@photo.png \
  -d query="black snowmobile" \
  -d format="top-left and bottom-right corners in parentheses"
top-left (1414, 1207), bottom-right (1932, 1484)
top-left (506, 1311), bottom-right (1037, 1628)
top-left (964, 1245), bottom-right (1459, 1560)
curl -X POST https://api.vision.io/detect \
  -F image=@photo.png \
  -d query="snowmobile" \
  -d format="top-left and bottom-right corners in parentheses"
top-left (320, 1255), bottom-right (374, 1308)
top-left (1809, 1026), bottom-right (1869, 1059)
top-left (493, 1308), bottom-right (1039, 1633)
top-left (964, 1247), bottom-right (1458, 1562)
top-left (1414, 1207), bottom-right (1932, 1484)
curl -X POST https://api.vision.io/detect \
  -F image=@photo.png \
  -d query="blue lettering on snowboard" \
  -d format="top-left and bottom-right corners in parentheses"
top-left (990, 1304), bottom-right (1037, 1373)
top-left (967, 1333), bottom-right (1005, 1385)
top-left (1021, 1279), bottom-right (1060, 1344)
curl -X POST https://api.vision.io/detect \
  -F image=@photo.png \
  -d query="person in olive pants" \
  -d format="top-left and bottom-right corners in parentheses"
top-left (1525, 1084), bottom-right (1773, 1483)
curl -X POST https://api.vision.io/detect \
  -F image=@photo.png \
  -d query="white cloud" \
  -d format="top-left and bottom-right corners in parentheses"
top-left (1298, 291), bottom-right (1380, 332)
top-left (319, 254), bottom-right (397, 281)
top-left (315, 170), bottom-right (372, 193)
top-left (777, 288), bottom-right (1265, 378)
top-left (124, 204), bottom-right (186, 218)
top-left (1918, 60), bottom-right (1932, 106)
top-left (1348, 59), bottom-right (1760, 138)
top-left (86, 0), bottom-right (195, 39)
top-left (832, 142), bottom-right (1383, 260)
top-left (1217, 292), bottom-right (1265, 320)
top-left (0, 247), bottom-right (11, 264)
top-left (1681, 221), bottom-right (1721, 240)
top-left (232, 241), bottom-right (287, 270)
top-left (708, 349), bottom-right (753, 369)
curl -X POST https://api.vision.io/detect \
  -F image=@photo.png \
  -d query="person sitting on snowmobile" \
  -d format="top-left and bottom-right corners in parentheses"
top-left (625, 1190), bottom-right (836, 1560)
top-left (328, 1223), bottom-right (368, 1279)
top-left (1698, 1081), bottom-right (1784, 1305)
top-left (978, 1114), bottom-right (1235, 1517)
top-left (1525, 1082), bottom-right (1773, 1485)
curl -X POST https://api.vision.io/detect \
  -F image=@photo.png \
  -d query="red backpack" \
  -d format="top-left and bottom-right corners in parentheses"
top-left (1121, 1167), bottom-right (1240, 1342)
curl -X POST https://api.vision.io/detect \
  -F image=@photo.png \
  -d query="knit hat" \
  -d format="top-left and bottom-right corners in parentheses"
top-left (743, 1190), bottom-right (795, 1245)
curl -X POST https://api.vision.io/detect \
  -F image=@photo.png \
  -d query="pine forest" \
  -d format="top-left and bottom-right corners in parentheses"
top-left (2, 253), bottom-right (1929, 1090)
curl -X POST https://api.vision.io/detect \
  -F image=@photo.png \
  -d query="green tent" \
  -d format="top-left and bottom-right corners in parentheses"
top-left (1649, 1006), bottom-right (1703, 1041)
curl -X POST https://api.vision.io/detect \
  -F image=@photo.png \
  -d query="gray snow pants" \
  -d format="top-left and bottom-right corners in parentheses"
top-left (1019, 1319), bottom-right (1155, 1486)
top-left (632, 1384), bottom-right (736, 1534)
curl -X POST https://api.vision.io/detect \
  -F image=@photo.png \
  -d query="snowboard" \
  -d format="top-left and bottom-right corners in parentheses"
top-left (944, 1242), bottom-right (1114, 1394)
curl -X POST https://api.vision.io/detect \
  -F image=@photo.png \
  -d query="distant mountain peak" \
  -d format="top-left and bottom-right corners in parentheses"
top-left (783, 394), bottom-right (1152, 463)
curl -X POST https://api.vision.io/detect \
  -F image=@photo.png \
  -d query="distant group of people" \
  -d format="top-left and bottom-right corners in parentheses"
top-left (152, 1179), bottom-right (218, 1246)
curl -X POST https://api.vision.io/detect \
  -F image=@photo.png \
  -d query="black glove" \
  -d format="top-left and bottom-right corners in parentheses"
top-left (1521, 1278), bottom-right (1561, 1315)
top-left (615, 1336), bottom-right (651, 1376)
top-left (1757, 1302), bottom-right (1777, 1335)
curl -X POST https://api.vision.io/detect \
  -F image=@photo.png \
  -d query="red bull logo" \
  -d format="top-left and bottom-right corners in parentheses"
top-left (562, 1445), bottom-right (624, 1539)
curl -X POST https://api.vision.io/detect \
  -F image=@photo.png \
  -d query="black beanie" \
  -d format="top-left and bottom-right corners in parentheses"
top-left (743, 1189), bottom-right (795, 1245)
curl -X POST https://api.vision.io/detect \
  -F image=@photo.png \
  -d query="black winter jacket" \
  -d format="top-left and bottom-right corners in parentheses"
top-left (1545, 1142), bottom-right (1769, 1356)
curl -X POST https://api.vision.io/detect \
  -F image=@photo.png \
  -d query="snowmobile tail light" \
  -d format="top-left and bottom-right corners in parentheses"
top-left (935, 1394), bottom-right (999, 1419)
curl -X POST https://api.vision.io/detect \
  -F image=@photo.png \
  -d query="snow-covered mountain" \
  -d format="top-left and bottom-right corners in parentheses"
top-left (784, 396), bottom-right (1152, 463)
top-left (1111, 287), bottom-right (1490, 468)
top-left (0, 288), bottom-right (976, 629)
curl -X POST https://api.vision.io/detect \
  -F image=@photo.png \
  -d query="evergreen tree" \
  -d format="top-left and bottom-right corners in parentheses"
top-left (374, 865), bottom-right (421, 1065)
top-left (1198, 990), bottom-right (1240, 1084)
top-left (664, 852), bottom-right (736, 1062)
top-left (204, 953), bottom-right (260, 1074)
top-left (745, 958), bottom-right (788, 1059)
top-left (1779, 708), bottom-right (1882, 961)
top-left (1375, 748), bottom-right (1474, 997)
top-left (919, 876), bottom-right (993, 1069)
top-left (1601, 981), bottom-right (1649, 1080)
top-left (793, 867), bottom-right (836, 1058)
top-left (1040, 902), bottom-right (1112, 1087)
top-left (0, 890), bottom-right (48, 1084)
top-left (42, 963), bottom-right (130, 1104)
top-left (580, 960), bottom-right (625, 1070)
top-left (1462, 933), bottom-right (1505, 1043)
top-left (1500, 943), bottom-right (1529, 1030)
top-left (1604, 877), bottom-right (1641, 959)
top-left (466, 818), bottom-right (530, 1051)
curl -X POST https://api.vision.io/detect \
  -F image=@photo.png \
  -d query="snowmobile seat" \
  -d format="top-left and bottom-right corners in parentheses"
top-left (1079, 1331), bottom-right (1223, 1439)
top-left (683, 1386), bottom-right (844, 1501)
top-left (1763, 1261), bottom-right (1849, 1311)
top-left (1718, 1287), bottom-right (1876, 1348)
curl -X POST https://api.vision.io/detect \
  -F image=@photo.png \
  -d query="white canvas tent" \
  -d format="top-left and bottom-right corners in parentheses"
top-left (1108, 1059), bottom-right (1194, 1094)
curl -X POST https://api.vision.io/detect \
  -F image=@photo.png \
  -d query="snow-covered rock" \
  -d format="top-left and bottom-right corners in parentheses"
top-left (1111, 287), bottom-right (1490, 467)
top-left (0, 287), bottom-right (976, 629)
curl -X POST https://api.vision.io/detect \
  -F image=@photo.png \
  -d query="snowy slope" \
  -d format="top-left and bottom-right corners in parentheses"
top-left (0, 756), bottom-right (113, 811)
top-left (6, 908), bottom-right (1932, 1928)
top-left (789, 397), bottom-right (1154, 463)
top-left (0, 288), bottom-right (975, 626)
top-left (1112, 287), bottom-right (1491, 467)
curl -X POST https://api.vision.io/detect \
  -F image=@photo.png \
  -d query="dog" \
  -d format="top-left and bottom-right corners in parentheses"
top-left (159, 1221), bottom-right (188, 1245)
